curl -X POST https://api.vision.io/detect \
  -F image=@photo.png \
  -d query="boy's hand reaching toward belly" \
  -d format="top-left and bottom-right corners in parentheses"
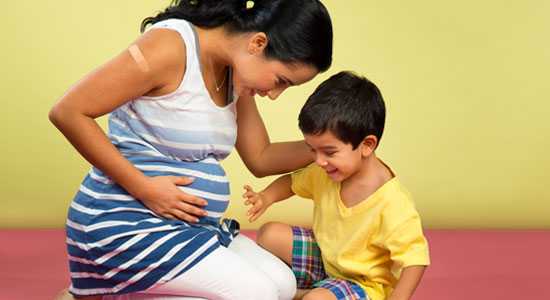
top-left (243, 185), bottom-right (274, 222)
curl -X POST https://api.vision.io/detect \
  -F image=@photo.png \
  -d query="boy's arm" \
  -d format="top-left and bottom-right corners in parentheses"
top-left (244, 174), bottom-right (294, 222)
top-left (387, 265), bottom-right (427, 300)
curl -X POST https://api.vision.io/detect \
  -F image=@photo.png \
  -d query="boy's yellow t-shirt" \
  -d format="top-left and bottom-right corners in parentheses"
top-left (291, 163), bottom-right (430, 300)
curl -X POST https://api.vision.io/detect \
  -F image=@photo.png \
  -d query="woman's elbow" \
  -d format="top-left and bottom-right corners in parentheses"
top-left (249, 167), bottom-right (269, 178)
top-left (48, 103), bottom-right (63, 127)
top-left (245, 162), bottom-right (271, 178)
top-left (48, 102), bottom-right (74, 129)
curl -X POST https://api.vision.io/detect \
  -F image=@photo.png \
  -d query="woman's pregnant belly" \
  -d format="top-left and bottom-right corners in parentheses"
top-left (85, 154), bottom-right (231, 226)
top-left (132, 155), bottom-right (231, 225)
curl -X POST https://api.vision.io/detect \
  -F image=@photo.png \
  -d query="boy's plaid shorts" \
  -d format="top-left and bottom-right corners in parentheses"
top-left (291, 226), bottom-right (369, 300)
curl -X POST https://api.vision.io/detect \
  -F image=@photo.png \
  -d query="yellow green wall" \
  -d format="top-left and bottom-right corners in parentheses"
top-left (2, 1), bottom-right (549, 229)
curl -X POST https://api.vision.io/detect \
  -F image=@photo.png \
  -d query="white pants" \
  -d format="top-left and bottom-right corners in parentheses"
top-left (104, 235), bottom-right (296, 300)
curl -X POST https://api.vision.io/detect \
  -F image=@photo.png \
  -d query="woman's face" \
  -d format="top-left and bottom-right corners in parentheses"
top-left (231, 33), bottom-right (319, 100)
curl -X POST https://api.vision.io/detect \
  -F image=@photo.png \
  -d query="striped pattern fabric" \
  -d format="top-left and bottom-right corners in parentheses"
top-left (291, 227), bottom-right (368, 300)
top-left (66, 19), bottom-right (239, 296)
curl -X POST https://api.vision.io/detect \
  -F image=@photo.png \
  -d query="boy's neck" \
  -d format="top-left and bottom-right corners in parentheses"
top-left (340, 153), bottom-right (394, 207)
top-left (348, 153), bottom-right (392, 183)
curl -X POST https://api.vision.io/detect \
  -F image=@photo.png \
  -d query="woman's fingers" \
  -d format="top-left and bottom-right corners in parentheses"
top-left (171, 208), bottom-right (200, 223)
top-left (178, 192), bottom-right (208, 207)
top-left (174, 182), bottom-right (209, 222)
top-left (160, 212), bottom-right (178, 220)
top-left (171, 176), bottom-right (195, 186)
top-left (176, 200), bottom-right (207, 220)
top-left (143, 175), bottom-right (209, 222)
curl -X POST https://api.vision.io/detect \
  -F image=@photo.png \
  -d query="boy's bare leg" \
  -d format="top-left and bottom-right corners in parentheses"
top-left (293, 289), bottom-right (311, 300)
top-left (256, 222), bottom-right (294, 265)
top-left (259, 222), bottom-right (334, 300)
top-left (301, 288), bottom-right (337, 300)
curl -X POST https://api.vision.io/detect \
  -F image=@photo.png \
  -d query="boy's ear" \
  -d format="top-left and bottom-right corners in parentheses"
top-left (248, 32), bottom-right (268, 55)
top-left (361, 135), bottom-right (378, 157)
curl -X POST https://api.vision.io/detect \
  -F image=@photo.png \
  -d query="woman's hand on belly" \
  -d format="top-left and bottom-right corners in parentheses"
top-left (135, 175), bottom-right (208, 223)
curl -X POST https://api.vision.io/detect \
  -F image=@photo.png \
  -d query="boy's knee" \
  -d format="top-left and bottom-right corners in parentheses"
top-left (257, 222), bottom-right (291, 251)
top-left (256, 222), bottom-right (294, 268)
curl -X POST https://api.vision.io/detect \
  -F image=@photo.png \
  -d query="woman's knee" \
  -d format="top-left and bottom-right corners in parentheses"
top-left (228, 234), bottom-right (296, 300)
top-left (241, 272), bottom-right (279, 300)
top-left (206, 245), bottom-right (279, 300)
top-left (256, 222), bottom-right (293, 264)
top-left (272, 269), bottom-right (297, 300)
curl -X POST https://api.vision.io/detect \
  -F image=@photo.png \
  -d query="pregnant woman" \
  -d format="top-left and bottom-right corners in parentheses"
top-left (49, 0), bottom-right (332, 299)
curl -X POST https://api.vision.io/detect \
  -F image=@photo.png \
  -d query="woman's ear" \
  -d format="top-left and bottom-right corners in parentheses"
top-left (361, 135), bottom-right (379, 157)
top-left (248, 32), bottom-right (268, 55)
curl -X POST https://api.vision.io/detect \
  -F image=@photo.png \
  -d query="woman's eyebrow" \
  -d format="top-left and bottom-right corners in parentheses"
top-left (281, 76), bottom-right (294, 86)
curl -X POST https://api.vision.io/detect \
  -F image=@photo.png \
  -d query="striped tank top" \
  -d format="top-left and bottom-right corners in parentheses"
top-left (66, 19), bottom-right (240, 296)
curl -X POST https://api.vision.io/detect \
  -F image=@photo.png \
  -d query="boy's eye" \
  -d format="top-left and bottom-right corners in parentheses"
top-left (325, 152), bottom-right (336, 157)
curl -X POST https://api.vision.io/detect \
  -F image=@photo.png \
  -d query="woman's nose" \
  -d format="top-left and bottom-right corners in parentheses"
top-left (267, 87), bottom-right (286, 100)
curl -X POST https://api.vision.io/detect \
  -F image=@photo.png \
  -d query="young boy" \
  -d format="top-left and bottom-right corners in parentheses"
top-left (243, 71), bottom-right (430, 300)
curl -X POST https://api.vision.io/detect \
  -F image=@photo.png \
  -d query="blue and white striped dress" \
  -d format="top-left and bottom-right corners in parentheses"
top-left (66, 19), bottom-right (240, 296)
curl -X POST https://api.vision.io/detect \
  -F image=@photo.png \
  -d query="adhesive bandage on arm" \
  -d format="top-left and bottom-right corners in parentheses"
top-left (128, 44), bottom-right (150, 73)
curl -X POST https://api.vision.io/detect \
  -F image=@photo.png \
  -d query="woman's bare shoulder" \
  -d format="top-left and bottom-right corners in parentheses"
top-left (134, 27), bottom-right (188, 95)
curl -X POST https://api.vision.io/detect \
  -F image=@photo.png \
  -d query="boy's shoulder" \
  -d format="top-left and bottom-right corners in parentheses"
top-left (377, 178), bottom-right (423, 230)
top-left (380, 177), bottom-right (413, 203)
top-left (293, 163), bottom-right (332, 182)
top-left (291, 163), bottom-right (335, 198)
top-left (373, 161), bottom-right (416, 212)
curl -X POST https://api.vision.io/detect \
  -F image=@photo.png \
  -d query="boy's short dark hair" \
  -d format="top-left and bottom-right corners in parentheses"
top-left (298, 71), bottom-right (386, 149)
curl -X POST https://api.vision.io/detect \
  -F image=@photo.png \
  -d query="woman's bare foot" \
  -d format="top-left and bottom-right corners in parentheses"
top-left (54, 289), bottom-right (102, 300)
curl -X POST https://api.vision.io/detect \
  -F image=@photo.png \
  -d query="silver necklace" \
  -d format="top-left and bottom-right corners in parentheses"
top-left (215, 70), bottom-right (227, 92)
top-left (210, 59), bottom-right (227, 92)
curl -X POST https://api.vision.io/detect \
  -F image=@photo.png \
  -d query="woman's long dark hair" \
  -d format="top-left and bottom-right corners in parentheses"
top-left (141, 0), bottom-right (332, 72)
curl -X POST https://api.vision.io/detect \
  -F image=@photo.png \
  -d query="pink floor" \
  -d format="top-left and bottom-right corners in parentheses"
top-left (1, 230), bottom-right (549, 300)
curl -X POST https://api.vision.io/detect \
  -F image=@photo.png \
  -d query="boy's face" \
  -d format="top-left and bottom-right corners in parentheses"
top-left (304, 131), bottom-right (368, 182)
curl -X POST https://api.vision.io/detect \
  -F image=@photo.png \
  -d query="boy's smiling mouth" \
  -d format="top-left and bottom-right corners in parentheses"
top-left (325, 167), bottom-right (338, 175)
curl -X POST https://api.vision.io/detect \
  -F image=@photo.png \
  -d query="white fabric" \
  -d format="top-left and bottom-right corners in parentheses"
top-left (118, 18), bottom-right (239, 163)
top-left (104, 235), bottom-right (296, 300)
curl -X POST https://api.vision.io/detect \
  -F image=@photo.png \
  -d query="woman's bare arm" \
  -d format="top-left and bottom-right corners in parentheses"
top-left (235, 96), bottom-right (312, 177)
top-left (49, 29), bottom-right (207, 221)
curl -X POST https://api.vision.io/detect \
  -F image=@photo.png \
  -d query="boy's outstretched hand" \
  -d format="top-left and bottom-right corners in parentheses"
top-left (243, 185), bottom-right (273, 222)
